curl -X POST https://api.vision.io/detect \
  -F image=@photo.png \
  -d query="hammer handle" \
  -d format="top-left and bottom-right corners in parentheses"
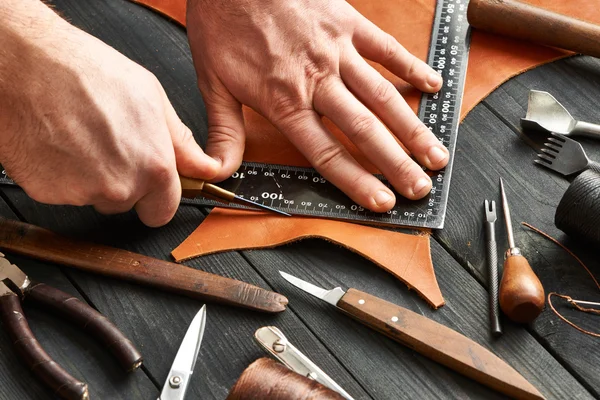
top-left (468, 0), bottom-right (600, 58)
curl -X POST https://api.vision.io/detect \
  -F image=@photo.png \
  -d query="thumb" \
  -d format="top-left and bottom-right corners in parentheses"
top-left (162, 93), bottom-right (220, 179)
top-left (201, 86), bottom-right (246, 182)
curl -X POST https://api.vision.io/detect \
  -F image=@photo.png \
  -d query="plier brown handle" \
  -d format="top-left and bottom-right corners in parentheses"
top-left (0, 253), bottom-right (142, 400)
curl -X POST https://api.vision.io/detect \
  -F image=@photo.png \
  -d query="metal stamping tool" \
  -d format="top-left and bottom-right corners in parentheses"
top-left (484, 200), bottom-right (502, 337)
top-left (254, 326), bottom-right (354, 400)
top-left (535, 133), bottom-right (600, 176)
top-left (521, 90), bottom-right (600, 139)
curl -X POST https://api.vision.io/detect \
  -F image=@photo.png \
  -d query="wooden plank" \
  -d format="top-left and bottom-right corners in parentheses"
top-left (435, 62), bottom-right (600, 396)
top-left (0, 199), bottom-right (157, 399)
top-left (240, 234), bottom-right (593, 399)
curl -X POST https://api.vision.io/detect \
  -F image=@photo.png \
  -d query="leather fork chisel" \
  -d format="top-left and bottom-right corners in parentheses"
top-left (485, 200), bottom-right (502, 337)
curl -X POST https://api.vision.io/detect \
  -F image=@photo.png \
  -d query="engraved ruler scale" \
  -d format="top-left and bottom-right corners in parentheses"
top-left (0, 0), bottom-right (471, 229)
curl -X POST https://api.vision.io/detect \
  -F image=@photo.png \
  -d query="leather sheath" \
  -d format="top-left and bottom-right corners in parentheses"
top-left (129, 0), bottom-right (599, 309)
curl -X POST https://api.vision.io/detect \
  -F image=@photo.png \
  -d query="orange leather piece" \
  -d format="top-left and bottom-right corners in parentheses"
top-left (129, 0), bottom-right (599, 308)
top-left (172, 209), bottom-right (444, 308)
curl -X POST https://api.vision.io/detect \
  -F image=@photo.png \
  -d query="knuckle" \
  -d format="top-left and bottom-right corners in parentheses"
top-left (381, 34), bottom-right (399, 63)
top-left (270, 91), bottom-right (304, 124)
top-left (371, 80), bottom-right (396, 108)
top-left (347, 113), bottom-right (378, 145)
top-left (304, 58), bottom-right (331, 87)
top-left (101, 184), bottom-right (132, 205)
top-left (147, 158), bottom-right (173, 182)
top-left (311, 144), bottom-right (346, 171)
top-left (391, 156), bottom-right (417, 179)
top-left (405, 56), bottom-right (419, 80)
top-left (406, 122), bottom-right (432, 144)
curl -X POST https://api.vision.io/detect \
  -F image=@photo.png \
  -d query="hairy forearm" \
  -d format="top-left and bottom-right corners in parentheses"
top-left (0, 1), bottom-right (67, 136)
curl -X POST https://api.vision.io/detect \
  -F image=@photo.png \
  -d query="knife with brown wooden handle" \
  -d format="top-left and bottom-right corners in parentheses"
top-left (0, 217), bottom-right (287, 313)
top-left (279, 271), bottom-right (545, 400)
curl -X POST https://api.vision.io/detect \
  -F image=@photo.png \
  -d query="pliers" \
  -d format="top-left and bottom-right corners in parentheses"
top-left (0, 253), bottom-right (143, 400)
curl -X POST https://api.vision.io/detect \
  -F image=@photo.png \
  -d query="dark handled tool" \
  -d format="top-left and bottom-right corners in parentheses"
top-left (0, 217), bottom-right (288, 313)
top-left (279, 271), bottom-right (545, 400)
top-left (467, 0), bottom-right (600, 58)
top-left (0, 253), bottom-right (142, 400)
top-left (499, 179), bottom-right (545, 323)
top-left (180, 176), bottom-right (290, 216)
top-left (484, 200), bottom-right (502, 337)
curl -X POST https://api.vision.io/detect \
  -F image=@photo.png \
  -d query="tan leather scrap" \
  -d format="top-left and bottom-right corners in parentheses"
top-left (129, 0), bottom-right (599, 308)
top-left (172, 208), bottom-right (443, 307)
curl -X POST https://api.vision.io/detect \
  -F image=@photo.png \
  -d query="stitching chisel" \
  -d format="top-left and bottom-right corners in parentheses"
top-left (279, 271), bottom-right (545, 400)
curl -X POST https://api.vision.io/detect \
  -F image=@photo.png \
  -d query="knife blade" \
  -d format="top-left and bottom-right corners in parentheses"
top-left (0, 217), bottom-right (288, 313)
top-left (279, 271), bottom-right (545, 400)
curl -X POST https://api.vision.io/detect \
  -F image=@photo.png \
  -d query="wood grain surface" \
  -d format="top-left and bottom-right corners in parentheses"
top-left (0, 0), bottom-right (597, 399)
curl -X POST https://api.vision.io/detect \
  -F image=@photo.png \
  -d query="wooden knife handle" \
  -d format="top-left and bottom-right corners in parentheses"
top-left (337, 288), bottom-right (544, 400)
top-left (0, 217), bottom-right (287, 313)
top-left (468, 0), bottom-right (600, 58)
top-left (0, 292), bottom-right (89, 400)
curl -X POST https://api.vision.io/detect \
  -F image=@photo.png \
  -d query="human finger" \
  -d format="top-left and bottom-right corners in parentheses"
top-left (134, 164), bottom-right (181, 227)
top-left (200, 84), bottom-right (246, 182)
top-left (352, 18), bottom-right (442, 93)
top-left (162, 90), bottom-right (220, 180)
top-left (314, 77), bottom-right (431, 200)
top-left (340, 51), bottom-right (449, 171)
top-left (272, 109), bottom-right (396, 211)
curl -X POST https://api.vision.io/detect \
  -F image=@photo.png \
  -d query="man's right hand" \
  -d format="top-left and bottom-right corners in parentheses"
top-left (0, 0), bottom-right (219, 227)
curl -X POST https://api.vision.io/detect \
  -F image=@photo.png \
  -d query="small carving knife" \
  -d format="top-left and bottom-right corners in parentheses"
top-left (254, 326), bottom-right (354, 400)
top-left (279, 271), bottom-right (545, 400)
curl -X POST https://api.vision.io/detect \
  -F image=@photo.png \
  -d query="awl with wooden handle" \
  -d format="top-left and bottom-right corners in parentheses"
top-left (279, 271), bottom-right (545, 400)
top-left (0, 217), bottom-right (288, 313)
top-left (468, 0), bottom-right (600, 58)
top-left (499, 179), bottom-right (544, 323)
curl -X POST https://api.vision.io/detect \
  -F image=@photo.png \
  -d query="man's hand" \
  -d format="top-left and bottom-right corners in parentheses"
top-left (187, 0), bottom-right (449, 212)
top-left (0, 0), bottom-right (219, 227)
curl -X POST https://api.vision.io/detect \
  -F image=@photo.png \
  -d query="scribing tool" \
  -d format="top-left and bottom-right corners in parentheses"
top-left (498, 178), bottom-right (545, 323)
top-left (181, 176), bottom-right (291, 216)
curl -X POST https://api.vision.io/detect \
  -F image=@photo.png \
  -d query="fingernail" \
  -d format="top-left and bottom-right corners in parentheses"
top-left (374, 190), bottom-right (394, 207)
top-left (413, 177), bottom-right (431, 197)
top-left (427, 72), bottom-right (442, 88)
top-left (427, 145), bottom-right (449, 165)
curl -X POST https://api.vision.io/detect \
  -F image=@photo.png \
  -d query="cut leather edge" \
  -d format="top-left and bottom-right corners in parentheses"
top-left (172, 209), bottom-right (445, 309)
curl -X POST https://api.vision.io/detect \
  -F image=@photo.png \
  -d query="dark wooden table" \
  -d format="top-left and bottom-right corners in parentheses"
top-left (1, 1), bottom-right (598, 399)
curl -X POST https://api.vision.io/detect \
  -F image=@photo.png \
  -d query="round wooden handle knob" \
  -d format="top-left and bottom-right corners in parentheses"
top-left (499, 255), bottom-right (545, 323)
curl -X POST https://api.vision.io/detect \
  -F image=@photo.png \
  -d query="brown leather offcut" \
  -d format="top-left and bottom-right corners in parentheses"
top-left (129, 0), bottom-right (599, 309)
